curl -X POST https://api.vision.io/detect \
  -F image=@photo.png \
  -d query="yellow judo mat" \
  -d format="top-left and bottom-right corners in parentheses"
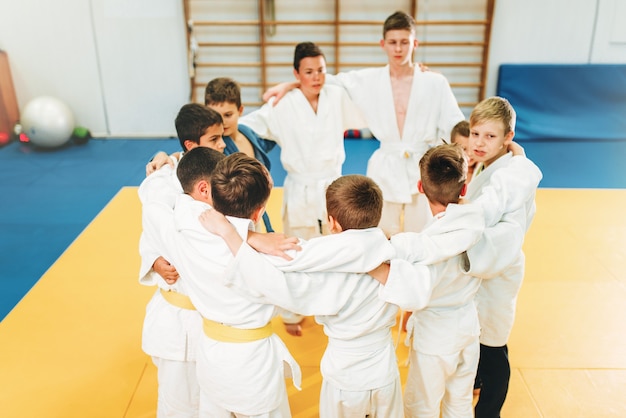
top-left (1, 187), bottom-right (625, 417)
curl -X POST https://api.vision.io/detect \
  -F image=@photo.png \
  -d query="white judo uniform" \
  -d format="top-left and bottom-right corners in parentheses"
top-left (138, 164), bottom-right (202, 418)
top-left (147, 192), bottom-right (301, 418)
top-left (329, 67), bottom-right (465, 234)
top-left (240, 84), bottom-right (366, 239)
top-left (380, 204), bottom-right (484, 418)
top-left (219, 228), bottom-right (404, 418)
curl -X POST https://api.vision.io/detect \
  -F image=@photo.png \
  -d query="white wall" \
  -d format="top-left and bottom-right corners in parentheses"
top-left (0, 0), bottom-right (625, 137)
top-left (0, 0), bottom-right (189, 137)
top-left (486, 0), bottom-right (626, 95)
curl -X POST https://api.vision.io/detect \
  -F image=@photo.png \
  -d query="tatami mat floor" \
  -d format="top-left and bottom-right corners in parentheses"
top-left (0, 187), bottom-right (624, 417)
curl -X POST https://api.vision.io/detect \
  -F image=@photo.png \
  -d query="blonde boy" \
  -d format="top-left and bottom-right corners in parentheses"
top-left (466, 97), bottom-right (539, 418)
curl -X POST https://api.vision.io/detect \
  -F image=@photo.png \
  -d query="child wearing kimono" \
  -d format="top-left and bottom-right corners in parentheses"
top-left (146, 150), bottom-right (302, 417)
top-left (239, 42), bottom-right (366, 241)
top-left (369, 144), bottom-right (486, 417)
top-left (466, 97), bottom-right (539, 418)
top-left (137, 106), bottom-right (225, 418)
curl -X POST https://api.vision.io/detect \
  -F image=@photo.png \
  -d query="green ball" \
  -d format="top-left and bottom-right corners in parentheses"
top-left (71, 126), bottom-right (92, 145)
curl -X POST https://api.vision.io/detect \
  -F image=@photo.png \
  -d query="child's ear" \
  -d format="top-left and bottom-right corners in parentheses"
top-left (417, 180), bottom-right (425, 194)
top-left (328, 215), bottom-right (343, 233)
top-left (238, 105), bottom-right (244, 116)
top-left (183, 139), bottom-right (198, 151)
top-left (460, 183), bottom-right (467, 197)
top-left (504, 129), bottom-right (515, 145)
top-left (195, 180), bottom-right (212, 204)
top-left (251, 206), bottom-right (266, 224)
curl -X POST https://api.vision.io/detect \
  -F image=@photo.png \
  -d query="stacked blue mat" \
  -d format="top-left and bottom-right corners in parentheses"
top-left (497, 64), bottom-right (626, 142)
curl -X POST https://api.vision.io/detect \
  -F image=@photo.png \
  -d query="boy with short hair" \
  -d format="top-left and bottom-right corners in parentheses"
top-left (138, 105), bottom-right (226, 417)
top-left (199, 175), bottom-right (405, 417)
top-left (369, 144), bottom-right (486, 417)
top-left (264, 11), bottom-right (465, 236)
top-left (149, 151), bottom-right (301, 417)
top-left (145, 103), bottom-right (225, 176)
top-left (204, 76), bottom-right (277, 232)
top-left (466, 96), bottom-right (539, 418)
top-left (138, 146), bottom-right (225, 418)
top-left (240, 41), bottom-right (367, 240)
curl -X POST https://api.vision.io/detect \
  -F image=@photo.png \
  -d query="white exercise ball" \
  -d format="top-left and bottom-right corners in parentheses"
top-left (21, 96), bottom-right (75, 148)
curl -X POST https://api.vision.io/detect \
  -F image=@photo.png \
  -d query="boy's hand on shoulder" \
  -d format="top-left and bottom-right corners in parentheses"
top-left (153, 256), bottom-right (179, 284)
top-left (262, 81), bottom-right (300, 105)
top-left (508, 141), bottom-right (526, 156)
top-left (247, 232), bottom-right (302, 260)
top-left (418, 62), bottom-right (432, 73)
top-left (199, 208), bottom-right (233, 237)
top-left (146, 151), bottom-right (174, 176)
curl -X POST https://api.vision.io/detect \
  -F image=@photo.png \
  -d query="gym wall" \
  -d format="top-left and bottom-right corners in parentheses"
top-left (0, 0), bottom-right (624, 137)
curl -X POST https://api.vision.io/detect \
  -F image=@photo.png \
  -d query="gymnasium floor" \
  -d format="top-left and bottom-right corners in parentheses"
top-left (1, 138), bottom-right (625, 417)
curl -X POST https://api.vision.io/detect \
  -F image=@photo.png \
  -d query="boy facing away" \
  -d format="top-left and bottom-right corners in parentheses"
top-left (466, 97), bottom-right (539, 418)
top-left (264, 11), bottom-right (465, 236)
top-left (199, 175), bottom-right (406, 417)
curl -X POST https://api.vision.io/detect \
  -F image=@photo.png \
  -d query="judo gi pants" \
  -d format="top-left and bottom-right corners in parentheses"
top-left (152, 357), bottom-right (200, 418)
top-left (319, 378), bottom-right (403, 418)
top-left (379, 193), bottom-right (432, 236)
top-left (404, 341), bottom-right (479, 418)
top-left (474, 344), bottom-right (510, 418)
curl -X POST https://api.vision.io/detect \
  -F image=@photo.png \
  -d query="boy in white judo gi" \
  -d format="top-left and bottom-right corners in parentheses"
top-left (140, 106), bottom-right (298, 416)
top-left (198, 175), bottom-right (407, 418)
top-left (369, 144), bottom-right (488, 418)
top-left (465, 97), bottom-right (539, 418)
top-left (146, 150), bottom-right (303, 417)
top-left (264, 11), bottom-right (465, 236)
top-left (204, 76), bottom-right (277, 232)
top-left (239, 41), bottom-right (367, 240)
top-left (138, 105), bottom-right (226, 418)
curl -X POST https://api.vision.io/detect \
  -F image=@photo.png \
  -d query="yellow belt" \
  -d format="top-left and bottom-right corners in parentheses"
top-left (160, 289), bottom-right (196, 310)
top-left (202, 318), bottom-right (273, 343)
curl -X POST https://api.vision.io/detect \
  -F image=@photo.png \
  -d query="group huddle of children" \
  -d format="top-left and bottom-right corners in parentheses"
top-left (138, 10), bottom-right (542, 418)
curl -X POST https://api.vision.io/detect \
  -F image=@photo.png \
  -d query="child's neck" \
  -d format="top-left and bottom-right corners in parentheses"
top-left (429, 201), bottom-right (448, 217)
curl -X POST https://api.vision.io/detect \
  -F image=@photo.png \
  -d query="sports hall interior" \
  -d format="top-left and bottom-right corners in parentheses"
top-left (1, 1), bottom-right (625, 417)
